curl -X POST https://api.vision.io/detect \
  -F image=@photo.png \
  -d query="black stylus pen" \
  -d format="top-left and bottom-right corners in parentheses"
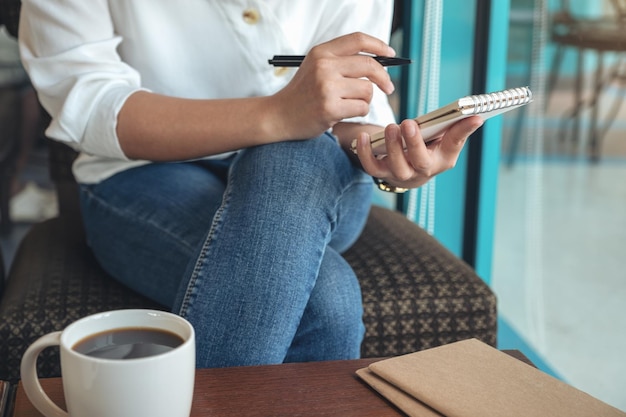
top-left (268, 55), bottom-right (412, 67)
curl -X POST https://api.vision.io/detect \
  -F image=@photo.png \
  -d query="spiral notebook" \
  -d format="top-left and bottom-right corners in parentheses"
top-left (351, 86), bottom-right (533, 156)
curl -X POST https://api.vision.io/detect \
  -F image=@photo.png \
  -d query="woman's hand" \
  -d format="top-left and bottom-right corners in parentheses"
top-left (270, 32), bottom-right (396, 140)
top-left (355, 116), bottom-right (484, 189)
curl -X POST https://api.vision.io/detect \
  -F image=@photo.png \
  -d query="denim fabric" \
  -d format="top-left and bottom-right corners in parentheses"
top-left (79, 133), bottom-right (373, 368)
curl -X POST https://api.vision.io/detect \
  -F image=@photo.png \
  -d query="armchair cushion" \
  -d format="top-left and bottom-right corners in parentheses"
top-left (0, 205), bottom-right (496, 382)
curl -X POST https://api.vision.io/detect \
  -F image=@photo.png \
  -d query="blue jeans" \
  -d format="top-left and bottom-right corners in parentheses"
top-left (79, 133), bottom-right (373, 367)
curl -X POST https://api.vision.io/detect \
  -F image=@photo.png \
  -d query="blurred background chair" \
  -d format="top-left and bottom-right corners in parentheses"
top-left (547, 0), bottom-right (626, 161)
top-left (0, 83), bottom-right (20, 234)
top-left (0, 0), bottom-right (497, 382)
top-left (0, 23), bottom-right (50, 234)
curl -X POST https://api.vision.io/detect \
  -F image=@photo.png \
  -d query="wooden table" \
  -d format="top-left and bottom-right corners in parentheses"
top-left (9, 351), bottom-right (530, 417)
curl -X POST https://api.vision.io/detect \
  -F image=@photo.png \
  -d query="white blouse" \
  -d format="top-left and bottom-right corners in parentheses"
top-left (19, 0), bottom-right (396, 183)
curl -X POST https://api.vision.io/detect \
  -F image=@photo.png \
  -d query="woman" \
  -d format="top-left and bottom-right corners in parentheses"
top-left (18, 0), bottom-right (482, 367)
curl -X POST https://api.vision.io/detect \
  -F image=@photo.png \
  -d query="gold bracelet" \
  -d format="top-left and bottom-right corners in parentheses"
top-left (373, 178), bottom-right (409, 193)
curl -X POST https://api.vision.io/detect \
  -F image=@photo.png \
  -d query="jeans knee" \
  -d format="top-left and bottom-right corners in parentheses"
top-left (235, 134), bottom-right (358, 193)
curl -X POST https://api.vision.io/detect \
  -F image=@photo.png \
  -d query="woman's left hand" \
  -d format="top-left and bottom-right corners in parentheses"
top-left (354, 116), bottom-right (484, 189)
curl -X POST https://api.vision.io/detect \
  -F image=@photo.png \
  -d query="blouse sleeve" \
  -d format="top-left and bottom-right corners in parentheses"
top-left (19, 0), bottom-right (142, 160)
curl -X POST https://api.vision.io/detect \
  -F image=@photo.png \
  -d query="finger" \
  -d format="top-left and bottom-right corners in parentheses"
top-left (335, 77), bottom-right (374, 102)
top-left (399, 119), bottom-right (438, 175)
top-left (383, 124), bottom-right (417, 181)
top-left (438, 116), bottom-right (484, 159)
top-left (318, 32), bottom-right (396, 60)
top-left (338, 54), bottom-right (395, 95)
top-left (332, 98), bottom-right (370, 120)
top-left (400, 119), bottom-right (426, 156)
top-left (327, 79), bottom-right (376, 120)
top-left (356, 132), bottom-right (389, 178)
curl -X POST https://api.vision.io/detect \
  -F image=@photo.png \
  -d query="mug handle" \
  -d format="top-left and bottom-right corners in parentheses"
top-left (20, 331), bottom-right (69, 417)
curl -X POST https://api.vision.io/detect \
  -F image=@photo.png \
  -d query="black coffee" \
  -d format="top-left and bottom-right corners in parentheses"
top-left (72, 327), bottom-right (184, 360)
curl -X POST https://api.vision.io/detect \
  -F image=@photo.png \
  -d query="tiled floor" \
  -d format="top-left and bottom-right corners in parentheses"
top-left (492, 83), bottom-right (626, 411)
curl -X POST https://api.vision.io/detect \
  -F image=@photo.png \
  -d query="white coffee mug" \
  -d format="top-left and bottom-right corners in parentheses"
top-left (20, 309), bottom-right (195, 417)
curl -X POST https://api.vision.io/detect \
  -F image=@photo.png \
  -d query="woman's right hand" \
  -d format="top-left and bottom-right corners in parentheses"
top-left (269, 32), bottom-right (396, 141)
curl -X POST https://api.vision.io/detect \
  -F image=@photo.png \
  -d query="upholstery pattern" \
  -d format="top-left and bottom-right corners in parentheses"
top-left (345, 206), bottom-right (497, 358)
top-left (0, 218), bottom-right (163, 381)
top-left (1, 206), bottom-right (497, 382)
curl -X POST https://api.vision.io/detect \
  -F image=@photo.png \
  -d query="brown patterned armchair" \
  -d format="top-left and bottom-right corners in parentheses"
top-left (0, 0), bottom-right (497, 382)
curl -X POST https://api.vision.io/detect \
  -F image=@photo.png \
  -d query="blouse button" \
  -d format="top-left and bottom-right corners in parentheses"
top-left (273, 67), bottom-right (289, 77)
top-left (242, 8), bottom-right (260, 24)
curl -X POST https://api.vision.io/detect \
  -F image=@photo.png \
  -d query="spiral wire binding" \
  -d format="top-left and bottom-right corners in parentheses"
top-left (466, 87), bottom-right (533, 114)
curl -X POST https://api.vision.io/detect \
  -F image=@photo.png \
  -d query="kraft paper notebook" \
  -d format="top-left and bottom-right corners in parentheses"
top-left (355, 368), bottom-right (444, 417)
top-left (351, 86), bottom-right (533, 157)
top-left (357, 338), bottom-right (625, 417)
